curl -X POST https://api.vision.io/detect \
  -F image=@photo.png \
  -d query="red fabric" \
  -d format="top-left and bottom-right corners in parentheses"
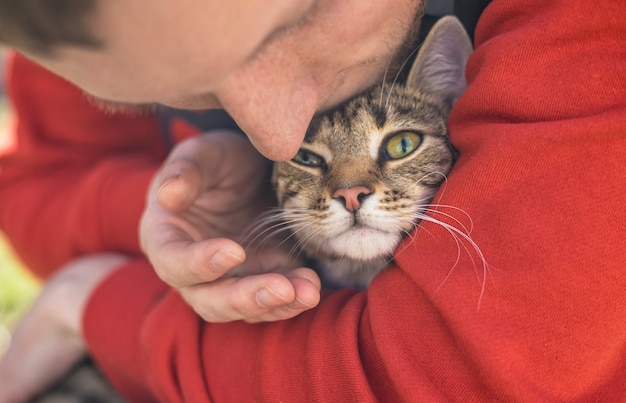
top-left (0, 53), bottom-right (166, 278)
top-left (4, 0), bottom-right (626, 400)
top-left (170, 118), bottom-right (203, 143)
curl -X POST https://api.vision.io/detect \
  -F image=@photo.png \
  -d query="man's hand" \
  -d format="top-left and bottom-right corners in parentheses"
top-left (0, 254), bottom-right (127, 403)
top-left (140, 131), bottom-right (321, 323)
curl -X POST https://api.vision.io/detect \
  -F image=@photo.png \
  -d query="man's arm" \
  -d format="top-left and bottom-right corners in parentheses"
top-left (0, 53), bottom-right (166, 277)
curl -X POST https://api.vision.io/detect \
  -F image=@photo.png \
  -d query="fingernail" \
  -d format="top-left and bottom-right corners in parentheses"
top-left (210, 248), bottom-right (244, 271)
top-left (158, 173), bottom-right (178, 188)
top-left (256, 287), bottom-right (290, 308)
top-left (156, 176), bottom-right (181, 207)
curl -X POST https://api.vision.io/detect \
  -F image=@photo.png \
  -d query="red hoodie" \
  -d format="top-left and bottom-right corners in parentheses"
top-left (1, 0), bottom-right (625, 401)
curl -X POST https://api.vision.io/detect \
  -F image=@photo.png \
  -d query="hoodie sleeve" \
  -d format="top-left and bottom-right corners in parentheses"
top-left (0, 53), bottom-right (166, 278)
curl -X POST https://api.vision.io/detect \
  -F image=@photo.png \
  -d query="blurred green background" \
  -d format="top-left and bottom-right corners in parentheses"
top-left (0, 232), bottom-right (40, 356)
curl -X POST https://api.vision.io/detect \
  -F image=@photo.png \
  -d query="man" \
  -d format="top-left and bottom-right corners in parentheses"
top-left (1, 0), bottom-right (626, 401)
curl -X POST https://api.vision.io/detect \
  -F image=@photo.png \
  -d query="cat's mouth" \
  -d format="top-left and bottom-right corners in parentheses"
top-left (345, 224), bottom-right (382, 236)
top-left (329, 226), bottom-right (401, 261)
top-left (350, 216), bottom-right (365, 228)
top-left (338, 216), bottom-right (395, 241)
top-left (344, 218), bottom-right (379, 236)
top-left (347, 213), bottom-right (390, 233)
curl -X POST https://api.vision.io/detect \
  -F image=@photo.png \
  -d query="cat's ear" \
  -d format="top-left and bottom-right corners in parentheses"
top-left (406, 16), bottom-right (472, 115)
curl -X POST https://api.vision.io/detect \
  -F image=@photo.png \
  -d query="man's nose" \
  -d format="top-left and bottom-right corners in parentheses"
top-left (215, 71), bottom-right (320, 161)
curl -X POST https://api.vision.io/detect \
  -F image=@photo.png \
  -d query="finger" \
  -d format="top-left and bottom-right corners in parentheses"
top-left (180, 273), bottom-right (301, 322)
top-left (245, 268), bottom-right (321, 323)
top-left (288, 267), bottom-right (322, 306)
top-left (156, 131), bottom-right (262, 213)
top-left (150, 236), bottom-right (246, 287)
top-left (156, 158), bottom-right (203, 212)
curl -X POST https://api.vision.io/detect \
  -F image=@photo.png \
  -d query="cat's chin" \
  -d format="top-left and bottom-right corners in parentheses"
top-left (327, 228), bottom-right (401, 261)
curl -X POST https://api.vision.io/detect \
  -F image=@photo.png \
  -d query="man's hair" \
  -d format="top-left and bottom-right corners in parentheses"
top-left (0, 0), bottom-right (100, 55)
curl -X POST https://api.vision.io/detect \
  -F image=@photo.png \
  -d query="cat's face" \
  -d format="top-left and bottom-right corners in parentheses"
top-left (273, 84), bottom-right (457, 262)
top-left (270, 16), bottom-right (471, 281)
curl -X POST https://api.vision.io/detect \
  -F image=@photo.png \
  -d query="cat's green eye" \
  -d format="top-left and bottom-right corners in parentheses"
top-left (292, 149), bottom-right (325, 168)
top-left (383, 132), bottom-right (422, 160)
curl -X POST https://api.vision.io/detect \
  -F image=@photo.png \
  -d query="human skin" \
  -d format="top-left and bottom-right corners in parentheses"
top-left (0, 254), bottom-right (129, 403)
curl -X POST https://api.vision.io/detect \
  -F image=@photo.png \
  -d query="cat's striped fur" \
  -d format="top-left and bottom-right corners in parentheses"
top-left (272, 16), bottom-right (472, 288)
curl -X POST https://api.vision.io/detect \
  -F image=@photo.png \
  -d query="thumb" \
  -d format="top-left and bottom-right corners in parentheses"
top-left (156, 157), bottom-right (203, 212)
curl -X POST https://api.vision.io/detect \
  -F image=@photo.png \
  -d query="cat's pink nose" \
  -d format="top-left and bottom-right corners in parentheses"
top-left (333, 186), bottom-right (372, 212)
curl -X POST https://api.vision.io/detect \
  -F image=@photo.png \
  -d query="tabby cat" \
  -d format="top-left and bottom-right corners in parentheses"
top-left (270, 16), bottom-right (472, 288)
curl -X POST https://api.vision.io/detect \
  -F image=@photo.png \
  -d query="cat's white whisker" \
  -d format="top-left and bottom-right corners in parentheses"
top-left (378, 51), bottom-right (395, 111)
top-left (243, 218), bottom-right (284, 241)
top-left (242, 216), bottom-right (290, 247)
top-left (289, 223), bottom-right (327, 260)
top-left (384, 45), bottom-right (421, 112)
top-left (417, 213), bottom-right (490, 311)
top-left (241, 209), bottom-right (321, 259)
top-left (416, 205), bottom-right (474, 236)
top-left (422, 170), bottom-right (447, 182)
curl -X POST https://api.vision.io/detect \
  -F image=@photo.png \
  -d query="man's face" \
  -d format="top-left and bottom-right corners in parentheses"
top-left (28, 0), bottom-right (422, 160)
